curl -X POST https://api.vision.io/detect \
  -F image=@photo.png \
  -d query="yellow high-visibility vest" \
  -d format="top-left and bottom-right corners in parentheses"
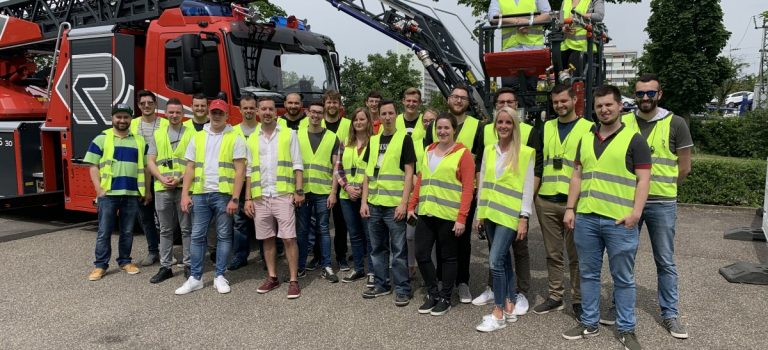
top-left (246, 126), bottom-right (295, 198)
top-left (298, 128), bottom-right (337, 195)
top-left (417, 146), bottom-right (468, 221)
top-left (340, 143), bottom-right (368, 200)
top-left (99, 129), bottom-right (146, 197)
top-left (499, 0), bottom-right (545, 50)
top-left (153, 125), bottom-right (194, 192)
top-left (191, 130), bottom-right (239, 195)
top-left (366, 131), bottom-right (407, 207)
top-left (538, 118), bottom-right (593, 196)
top-left (621, 113), bottom-right (678, 199)
top-left (561, 0), bottom-right (595, 52)
top-left (477, 144), bottom-right (534, 230)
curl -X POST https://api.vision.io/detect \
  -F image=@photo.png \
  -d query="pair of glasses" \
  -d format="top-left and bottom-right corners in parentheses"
top-left (449, 95), bottom-right (469, 101)
top-left (635, 91), bottom-right (658, 98)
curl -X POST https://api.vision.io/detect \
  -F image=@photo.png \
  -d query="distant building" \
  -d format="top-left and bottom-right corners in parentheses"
top-left (604, 45), bottom-right (638, 87)
top-left (397, 46), bottom-right (441, 103)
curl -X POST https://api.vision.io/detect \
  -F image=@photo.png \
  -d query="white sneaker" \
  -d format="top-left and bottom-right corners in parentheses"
top-left (457, 283), bottom-right (472, 304)
top-left (485, 312), bottom-right (518, 323)
top-left (175, 276), bottom-right (204, 295)
top-left (472, 286), bottom-right (494, 306)
top-left (476, 314), bottom-right (507, 332)
top-left (513, 293), bottom-right (529, 316)
top-left (214, 275), bottom-right (231, 294)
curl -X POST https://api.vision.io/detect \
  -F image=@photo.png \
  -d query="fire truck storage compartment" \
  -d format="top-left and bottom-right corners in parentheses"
top-left (0, 122), bottom-right (43, 196)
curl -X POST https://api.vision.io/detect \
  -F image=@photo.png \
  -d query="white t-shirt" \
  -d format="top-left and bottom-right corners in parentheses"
top-left (185, 124), bottom-right (247, 193)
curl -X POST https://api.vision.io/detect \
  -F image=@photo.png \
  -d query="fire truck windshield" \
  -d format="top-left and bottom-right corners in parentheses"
top-left (228, 36), bottom-right (337, 102)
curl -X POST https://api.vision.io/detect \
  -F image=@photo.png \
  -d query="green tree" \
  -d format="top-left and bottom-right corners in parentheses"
top-left (425, 91), bottom-right (448, 113)
top-left (457, 0), bottom-right (640, 17)
top-left (250, 1), bottom-right (286, 18)
top-left (712, 56), bottom-right (748, 108)
top-left (637, 0), bottom-right (730, 118)
top-left (339, 51), bottom-right (421, 111)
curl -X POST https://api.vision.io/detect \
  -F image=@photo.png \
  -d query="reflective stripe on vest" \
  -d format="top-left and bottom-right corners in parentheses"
top-left (99, 128), bottom-right (146, 197)
top-left (560, 0), bottom-right (594, 52)
top-left (366, 131), bottom-right (407, 207)
top-left (417, 147), bottom-right (468, 221)
top-left (432, 116), bottom-right (480, 151)
top-left (621, 113), bottom-right (678, 199)
top-left (576, 127), bottom-right (637, 220)
top-left (191, 130), bottom-right (239, 195)
top-left (538, 118), bottom-right (594, 196)
top-left (299, 128), bottom-right (337, 195)
top-left (341, 144), bottom-right (368, 200)
top-left (247, 125), bottom-right (295, 198)
top-left (130, 117), bottom-right (169, 136)
top-left (153, 125), bottom-right (194, 192)
top-left (483, 121), bottom-right (532, 147)
top-left (499, 0), bottom-right (545, 49)
top-left (477, 144), bottom-right (534, 230)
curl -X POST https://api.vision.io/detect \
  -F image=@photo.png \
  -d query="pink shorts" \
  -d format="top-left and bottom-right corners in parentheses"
top-left (253, 194), bottom-right (296, 240)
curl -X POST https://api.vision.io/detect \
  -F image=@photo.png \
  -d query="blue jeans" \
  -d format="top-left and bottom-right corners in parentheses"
top-left (574, 213), bottom-right (639, 333)
top-left (232, 198), bottom-right (254, 263)
top-left (137, 191), bottom-right (159, 254)
top-left (297, 193), bottom-right (332, 269)
top-left (340, 199), bottom-right (371, 272)
top-left (189, 193), bottom-right (233, 279)
top-left (368, 204), bottom-right (410, 295)
top-left (486, 220), bottom-right (518, 307)
top-left (94, 196), bottom-right (140, 268)
top-left (639, 202), bottom-right (679, 319)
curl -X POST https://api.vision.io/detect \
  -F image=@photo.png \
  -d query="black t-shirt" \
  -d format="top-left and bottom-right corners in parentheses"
top-left (424, 116), bottom-right (485, 156)
top-left (325, 118), bottom-right (341, 134)
top-left (307, 129), bottom-right (339, 165)
top-left (283, 114), bottom-right (306, 131)
top-left (363, 133), bottom-right (417, 177)
top-left (403, 117), bottom-right (420, 134)
top-left (192, 120), bottom-right (207, 132)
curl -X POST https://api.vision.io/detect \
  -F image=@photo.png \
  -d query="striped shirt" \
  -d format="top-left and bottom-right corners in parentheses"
top-left (84, 133), bottom-right (146, 196)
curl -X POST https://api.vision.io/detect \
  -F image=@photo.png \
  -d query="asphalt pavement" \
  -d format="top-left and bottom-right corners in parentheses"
top-left (0, 205), bottom-right (766, 349)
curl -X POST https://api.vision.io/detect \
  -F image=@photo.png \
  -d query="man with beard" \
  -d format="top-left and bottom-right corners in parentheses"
top-left (280, 93), bottom-right (307, 130)
top-left (85, 103), bottom-right (149, 280)
top-left (366, 91), bottom-right (382, 134)
top-left (617, 73), bottom-right (692, 340)
top-left (528, 84), bottom-right (593, 319)
top-left (229, 94), bottom-right (260, 270)
top-left (424, 85), bottom-right (484, 304)
top-left (132, 90), bottom-right (168, 267)
top-left (561, 85), bottom-right (650, 350)
top-left (184, 93), bottom-right (209, 131)
top-left (147, 98), bottom-right (195, 283)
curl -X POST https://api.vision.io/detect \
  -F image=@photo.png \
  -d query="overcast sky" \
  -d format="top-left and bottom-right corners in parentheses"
top-left (276, 0), bottom-right (765, 76)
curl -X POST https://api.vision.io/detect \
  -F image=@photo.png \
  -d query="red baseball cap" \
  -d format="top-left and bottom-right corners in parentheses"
top-left (208, 99), bottom-right (229, 113)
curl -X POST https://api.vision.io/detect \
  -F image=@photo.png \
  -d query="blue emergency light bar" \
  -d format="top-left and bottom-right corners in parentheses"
top-left (180, 0), bottom-right (233, 17)
top-left (270, 16), bottom-right (307, 31)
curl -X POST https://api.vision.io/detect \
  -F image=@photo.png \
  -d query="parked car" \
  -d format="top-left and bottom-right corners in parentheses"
top-left (621, 96), bottom-right (636, 111)
top-left (724, 91), bottom-right (753, 108)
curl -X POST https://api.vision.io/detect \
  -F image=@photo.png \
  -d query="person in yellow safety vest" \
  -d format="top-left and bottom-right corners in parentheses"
top-left (360, 100), bottom-right (416, 306)
top-left (472, 87), bottom-right (534, 315)
top-left (84, 103), bottom-right (149, 281)
top-left (561, 85), bottom-right (651, 350)
top-left (176, 99), bottom-right (247, 296)
top-left (131, 90), bottom-right (166, 267)
top-left (473, 107), bottom-right (535, 332)
top-left (398, 87), bottom-right (426, 279)
top-left (243, 96), bottom-right (306, 299)
top-left (407, 112), bottom-right (476, 316)
top-left (620, 73), bottom-right (692, 340)
top-left (335, 108), bottom-right (375, 283)
top-left (296, 101), bottom-right (341, 283)
top-left (229, 94), bottom-right (261, 271)
top-left (528, 84), bottom-right (593, 318)
top-left (488, 0), bottom-right (551, 108)
top-left (279, 92), bottom-right (307, 131)
top-left (366, 90), bottom-right (383, 134)
top-left (184, 93), bottom-right (210, 132)
top-left (146, 98), bottom-right (195, 284)
top-left (424, 85), bottom-right (484, 304)
top-left (559, 0), bottom-right (605, 79)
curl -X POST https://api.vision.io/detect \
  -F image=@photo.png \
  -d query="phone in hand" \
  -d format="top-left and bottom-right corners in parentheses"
top-left (407, 214), bottom-right (418, 226)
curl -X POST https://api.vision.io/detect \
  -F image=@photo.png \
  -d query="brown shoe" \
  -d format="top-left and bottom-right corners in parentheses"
top-left (287, 281), bottom-right (301, 299)
top-left (120, 263), bottom-right (140, 275)
top-left (257, 276), bottom-right (280, 294)
top-left (88, 268), bottom-right (106, 281)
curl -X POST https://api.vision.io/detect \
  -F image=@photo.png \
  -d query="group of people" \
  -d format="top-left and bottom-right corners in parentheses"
top-left (84, 72), bottom-right (691, 350)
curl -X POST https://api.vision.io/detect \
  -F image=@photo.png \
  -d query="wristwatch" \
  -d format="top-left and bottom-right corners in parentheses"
top-left (230, 197), bottom-right (239, 204)
top-left (295, 189), bottom-right (305, 196)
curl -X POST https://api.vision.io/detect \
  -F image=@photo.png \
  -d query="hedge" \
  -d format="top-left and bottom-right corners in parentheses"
top-left (690, 110), bottom-right (768, 159)
top-left (678, 155), bottom-right (767, 207)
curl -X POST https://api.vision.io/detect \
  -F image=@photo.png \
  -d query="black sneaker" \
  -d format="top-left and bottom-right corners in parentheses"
top-left (573, 303), bottom-right (583, 321)
top-left (228, 258), bottom-right (248, 271)
top-left (430, 298), bottom-right (451, 316)
top-left (418, 295), bottom-right (438, 314)
top-left (618, 331), bottom-right (641, 350)
top-left (362, 286), bottom-right (392, 299)
top-left (394, 293), bottom-right (411, 307)
top-left (533, 298), bottom-right (564, 314)
top-left (306, 258), bottom-right (320, 271)
top-left (662, 317), bottom-right (689, 339)
top-left (321, 267), bottom-right (339, 283)
top-left (365, 273), bottom-right (375, 288)
top-left (149, 267), bottom-right (173, 284)
top-left (600, 305), bottom-right (617, 326)
top-left (338, 260), bottom-right (351, 272)
top-left (342, 270), bottom-right (366, 283)
top-left (183, 266), bottom-right (191, 279)
top-left (297, 269), bottom-right (307, 278)
top-left (562, 323), bottom-right (599, 340)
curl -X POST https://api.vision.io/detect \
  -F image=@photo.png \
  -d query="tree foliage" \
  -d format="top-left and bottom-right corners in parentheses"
top-left (457, 0), bottom-right (641, 17)
top-left (339, 51), bottom-right (422, 111)
top-left (711, 57), bottom-right (755, 108)
top-left (637, 0), bottom-right (730, 117)
top-left (250, 1), bottom-right (286, 18)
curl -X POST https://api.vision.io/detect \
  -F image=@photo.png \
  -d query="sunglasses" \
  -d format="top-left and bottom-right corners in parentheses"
top-left (635, 90), bottom-right (659, 98)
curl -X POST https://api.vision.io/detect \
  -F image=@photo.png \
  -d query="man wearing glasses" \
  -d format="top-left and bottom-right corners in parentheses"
top-left (618, 73), bottom-right (692, 339)
top-left (132, 90), bottom-right (168, 267)
top-left (424, 85), bottom-right (485, 304)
